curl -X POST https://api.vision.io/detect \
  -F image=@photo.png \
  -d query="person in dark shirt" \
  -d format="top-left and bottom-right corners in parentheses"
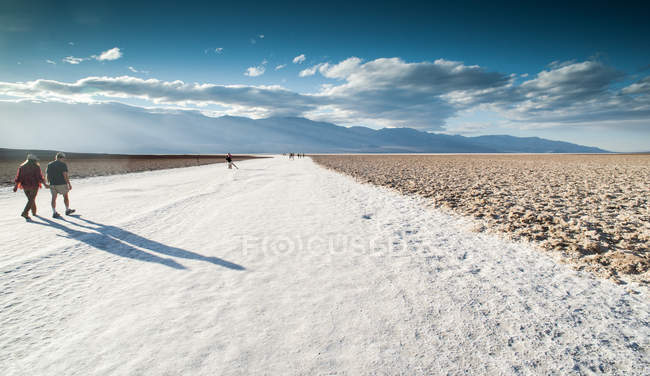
top-left (46, 152), bottom-right (75, 218)
top-left (225, 153), bottom-right (238, 169)
top-left (225, 153), bottom-right (233, 169)
top-left (13, 154), bottom-right (49, 220)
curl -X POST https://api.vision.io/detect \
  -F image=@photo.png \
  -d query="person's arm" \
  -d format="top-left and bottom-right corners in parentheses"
top-left (63, 171), bottom-right (71, 190)
top-left (13, 168), bottom-right (21, 192)
top-left (40, 169), bottom-right (49, 189)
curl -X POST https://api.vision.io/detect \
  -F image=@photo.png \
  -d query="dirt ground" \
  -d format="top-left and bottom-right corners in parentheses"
top-left (312, 154), bottom-right (650, 285)
top-left (1, 149), bottom-right (263, 186)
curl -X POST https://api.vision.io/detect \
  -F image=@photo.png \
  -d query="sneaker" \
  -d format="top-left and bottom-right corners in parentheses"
top-left (53, 212), bottom-right (62, 218)
top-left (65, 209), bottom-right (76, 215)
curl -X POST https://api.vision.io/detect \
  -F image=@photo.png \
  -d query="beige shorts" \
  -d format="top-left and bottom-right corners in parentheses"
top-left (50, 184), bottom-right (70, 195)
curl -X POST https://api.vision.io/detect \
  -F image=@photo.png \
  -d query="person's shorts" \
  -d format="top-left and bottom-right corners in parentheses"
top-left (50, 184), bottom-right (70, 195)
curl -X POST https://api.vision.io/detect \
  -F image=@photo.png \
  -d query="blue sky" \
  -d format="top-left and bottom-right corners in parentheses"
top-left (1, 0), bottom-right (649, 151)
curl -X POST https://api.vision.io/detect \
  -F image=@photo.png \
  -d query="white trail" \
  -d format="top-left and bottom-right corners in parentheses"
top-left (1, 157), bottom-right (647, 375)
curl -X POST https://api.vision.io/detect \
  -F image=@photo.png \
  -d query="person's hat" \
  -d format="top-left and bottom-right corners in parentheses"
top-left (56, 152), bottom-right (66, 159)
top-left (26, 153), bottom-right (39, 161)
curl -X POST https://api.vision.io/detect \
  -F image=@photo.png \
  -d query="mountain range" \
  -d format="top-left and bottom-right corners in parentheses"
top-left (0, 101), bottom-right (608, 154)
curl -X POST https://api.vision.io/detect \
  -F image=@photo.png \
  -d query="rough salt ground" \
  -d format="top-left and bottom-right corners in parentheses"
top-left (312, 154), bottom-right (650, 284)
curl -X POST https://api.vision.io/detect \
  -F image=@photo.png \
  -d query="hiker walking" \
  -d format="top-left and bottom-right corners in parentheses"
top-left (225, 153), bottom-right (233, 169)
top-left (225, 153), bottom-right (238, 169)
top-left (225, 153), bottom-right (232, 168)
top-left (46, 152), bottom-right (75, 218)
top-left (13, 154), bottom-right (49, 220)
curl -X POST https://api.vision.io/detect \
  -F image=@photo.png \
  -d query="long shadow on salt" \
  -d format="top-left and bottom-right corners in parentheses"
top-left (34, 216), bottom-right (245, 271)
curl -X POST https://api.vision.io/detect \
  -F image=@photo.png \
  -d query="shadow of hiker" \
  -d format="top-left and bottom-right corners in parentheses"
top-left (34, 216), bottom-right (244, 271)
top-left (73, 216), bottom-right (245, 270)
top-left (33, 216), bottom-right (186, 269)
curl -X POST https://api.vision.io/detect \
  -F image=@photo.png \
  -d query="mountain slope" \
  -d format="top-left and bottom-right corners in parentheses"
top-left (0, 101), bottom-right (608, 153)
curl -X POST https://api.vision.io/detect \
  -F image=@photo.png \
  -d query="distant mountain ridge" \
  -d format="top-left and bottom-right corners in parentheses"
top-left (0, 101), bottom-right (608, 153)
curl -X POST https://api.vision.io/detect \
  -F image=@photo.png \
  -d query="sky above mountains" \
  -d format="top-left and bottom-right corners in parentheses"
top-left (1, 0), bottom-right (649, 151)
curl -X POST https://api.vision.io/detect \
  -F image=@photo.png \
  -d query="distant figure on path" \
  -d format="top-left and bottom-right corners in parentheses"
top-left (13, 154), bottom-right (49, 220)
top-left (225, 153), bottom-right (238, 169)
top-left (46, 152), bottom-right (75, 218)
top-left (225, 153), bottom-right (233, 169)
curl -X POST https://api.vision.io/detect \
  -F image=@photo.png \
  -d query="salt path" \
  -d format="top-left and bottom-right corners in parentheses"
top-left (1, 157), bottom-right (647, 375)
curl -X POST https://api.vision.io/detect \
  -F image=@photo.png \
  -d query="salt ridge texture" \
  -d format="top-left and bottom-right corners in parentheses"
top-left (1, 157), bottom-right (648, 375)
top-left (312, 154), bottom-right (650, 285)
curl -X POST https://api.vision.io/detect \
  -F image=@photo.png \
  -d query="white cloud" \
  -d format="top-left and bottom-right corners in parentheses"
top-left (299, 63), bottom-right (326, 77)
top-left (318, 57), bottom-right (362, 79)
top-left (1, 58), bottom-right (647, 133)
top-left (292, 54), bottom-right (306, 64)
top-left (62, 56), bottom-right (85, 64)
top-left (250, 35), bottom-right (265, 44)
top-left (127, 67), bottom-right (149, 75)
top-left (95, 47), bottom-right (122, 61)
top-left (275, 64), bottom-right (286, 70)
top-left (46, 59), bottom-right (56, 65)
top-left (244, 66), bottom-right (266, 77)
top-left (206, 47), bottom-right (224, 54)
top-left (622, 76), bottom-right (650, 95)
top-left (68, 42), bottom-right (74, 46)
top-left (61, 47), bottom-right (123, 65)
top-left (0, 76), bottom-right (317, 117)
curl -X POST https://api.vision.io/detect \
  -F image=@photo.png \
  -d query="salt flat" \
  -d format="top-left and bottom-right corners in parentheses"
top-left (1, 156), bottom-right (648, 375)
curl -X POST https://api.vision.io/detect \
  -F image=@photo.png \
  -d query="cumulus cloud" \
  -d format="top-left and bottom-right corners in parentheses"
top-left (491, 61), bottom-right (643, 125)
top-left (46, 59), bottom-right (56, 65)
top-left (622, 76), bottom-right (650, 95)
top-left (307, 57), bottom-right (510, 128)
top-left (292, 54), bottom-right (306, 64)
top-left (0, 76), bottom-right (319, 118)
top-left (95, 47), bottom-right (122, 61)
top-left (318, 57), bottom-right (362, 79)
top-left (299, 63), bottom-right (326, 77)
top-left (245, 66), bottom-right (266, 77)
top-left (275, 64), bottom-right (286, 70)
top-left (61, 47), bottom-right (123, 65)
top-left (1, 57), bottom-right (648, 132)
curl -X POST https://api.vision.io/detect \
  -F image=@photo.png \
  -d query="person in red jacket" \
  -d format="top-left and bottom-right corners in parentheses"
top-left (13, 154), bottom-right (49, 220)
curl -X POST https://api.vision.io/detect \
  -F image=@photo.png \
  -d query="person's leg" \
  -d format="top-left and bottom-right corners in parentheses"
top-left (31, 189), bottom-right (38, 215)
top-left (63, 192), bottom-right (70, 210)
top-left (22, 190), bottom-right (31, 217)
top-left (62, 191), bottom-right (75, 214)
top-left (51, 190), bottom-right (58, 214)
top-left (22, 190), bottom-right (36, 217)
